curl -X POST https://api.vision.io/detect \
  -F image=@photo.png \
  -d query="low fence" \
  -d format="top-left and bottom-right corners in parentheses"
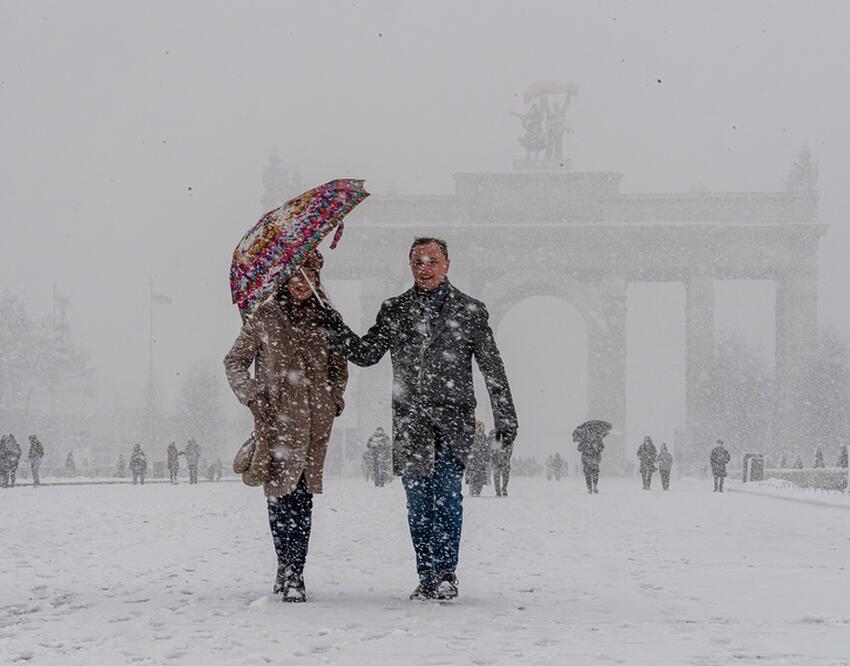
top-left (764, 467), bottom-right (848, 492)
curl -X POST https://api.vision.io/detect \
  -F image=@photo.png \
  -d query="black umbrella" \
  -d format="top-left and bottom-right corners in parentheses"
top-left (572, 419), bottom-right (612, 441)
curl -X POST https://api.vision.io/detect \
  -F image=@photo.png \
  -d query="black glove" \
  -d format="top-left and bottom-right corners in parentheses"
top-left (495, 428), bottom-right (516, 448)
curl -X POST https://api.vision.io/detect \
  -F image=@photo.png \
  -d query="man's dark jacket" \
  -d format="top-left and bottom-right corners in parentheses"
top-left (329, 281), bottom-right (517, 476)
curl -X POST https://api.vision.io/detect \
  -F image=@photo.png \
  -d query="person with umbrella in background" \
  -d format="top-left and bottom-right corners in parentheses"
top-left (574, 420), bottom-right (610, 494)
top-left (320, 237), bottom-right (518, 601)
top-left (225, 180), bottom-right (364, 602)
top-left (637, 435), bottom-right (657, 490)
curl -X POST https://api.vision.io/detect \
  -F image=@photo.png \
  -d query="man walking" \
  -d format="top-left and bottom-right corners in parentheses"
top-left (637, 436), bottom-right (657, 490)
top-left (322, 237), bottom-right (518, 601)
top-left (710, 439), bottom-right (731, 492)
top-left (129, 444), bottom-right (147, 485)
top-left (183, 438), bottom-right (202, 485)
top-left (167, 442), bottom-right (180, 484)
top-left (5, 435), bottom-right (21, 487)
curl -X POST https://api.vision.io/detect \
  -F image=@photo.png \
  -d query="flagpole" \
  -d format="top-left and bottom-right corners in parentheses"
top-left (149, 277), bottom-right (154, 400)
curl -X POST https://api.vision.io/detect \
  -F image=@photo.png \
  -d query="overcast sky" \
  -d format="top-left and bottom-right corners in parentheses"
top-left (2, 1), bottom-right (848, 455)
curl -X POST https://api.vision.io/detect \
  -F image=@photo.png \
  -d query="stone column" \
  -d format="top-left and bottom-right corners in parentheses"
top-left (586, 277), bottom-right (627, 474)
top-left (685, 273), bottom-right (715, 472)
top-left (774, 264), bottom-right (818, 459)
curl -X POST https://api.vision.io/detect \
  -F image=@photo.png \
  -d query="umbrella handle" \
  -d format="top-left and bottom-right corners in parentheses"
top-left (330, 221), bottom-right (345, 249)
top-left (299, 267), bottom-right (326, 308)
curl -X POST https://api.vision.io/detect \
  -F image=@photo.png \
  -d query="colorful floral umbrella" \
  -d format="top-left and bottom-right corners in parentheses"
top-left (230, 179), bottom-right (369, 319)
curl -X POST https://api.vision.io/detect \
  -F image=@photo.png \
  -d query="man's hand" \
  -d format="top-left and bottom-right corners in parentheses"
top-left (495, 428), bottom-right (516, 449)
top-left (316, 305), bottom-right (344, 332)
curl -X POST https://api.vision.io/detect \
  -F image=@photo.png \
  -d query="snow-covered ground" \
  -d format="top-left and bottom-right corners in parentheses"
top-left (729, 476), bottom-right (850, 509)
top-left (1, 476), bottom-right (848, 665)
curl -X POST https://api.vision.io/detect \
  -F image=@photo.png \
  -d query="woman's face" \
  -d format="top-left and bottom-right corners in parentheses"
top-left (286, 269), bottom-right (319, 303)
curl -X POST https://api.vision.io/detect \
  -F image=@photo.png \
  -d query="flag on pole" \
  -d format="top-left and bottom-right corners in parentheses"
top-left (151, 292), bottom-right (173, 305)
top-left (53, 290), bottom-right (70, 306)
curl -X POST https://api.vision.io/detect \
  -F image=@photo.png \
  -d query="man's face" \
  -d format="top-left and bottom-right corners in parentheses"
top-left (409, 242), bottom-right (450, 291)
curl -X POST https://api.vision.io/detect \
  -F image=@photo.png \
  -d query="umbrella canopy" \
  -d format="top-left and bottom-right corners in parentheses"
top-left (230, 179), bottom-right (369, 319)
top-left (572, 419), bottom-right (612, 442)
top-left (522, 80), bottom-right (579, 104)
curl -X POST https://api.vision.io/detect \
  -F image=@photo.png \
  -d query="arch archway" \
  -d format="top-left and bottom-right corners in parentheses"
top-left (486, 295), bottom-right (587, 469)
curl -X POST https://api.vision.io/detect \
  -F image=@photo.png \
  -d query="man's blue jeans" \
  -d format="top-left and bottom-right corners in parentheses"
top-left (402, 443), bottom-right (465, 584)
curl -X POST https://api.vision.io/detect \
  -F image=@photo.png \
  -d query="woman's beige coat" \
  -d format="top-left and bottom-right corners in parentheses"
top-left (224, 297), bottom-right (348, 497)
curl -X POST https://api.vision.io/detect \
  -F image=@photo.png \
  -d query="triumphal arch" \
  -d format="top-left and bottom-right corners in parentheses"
top-left (265, 86), bottom-right (825, 473)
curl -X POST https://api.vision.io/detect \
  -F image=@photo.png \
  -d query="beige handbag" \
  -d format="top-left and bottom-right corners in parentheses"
top-left (233, 432), bottom-right (257, 474)
top-left (233, 430), bottom-right (270, 487)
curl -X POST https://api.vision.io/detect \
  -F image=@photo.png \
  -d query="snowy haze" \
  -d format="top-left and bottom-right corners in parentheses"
top-left (2, 1), bottom-right (849, 459)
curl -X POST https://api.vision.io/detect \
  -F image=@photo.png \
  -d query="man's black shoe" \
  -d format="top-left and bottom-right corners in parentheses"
top-left (273, 563), bottom-right (290, 596)
top-left (282, 574), bottom-right (306, 603)
top-left (435, 573), bottom-right (458, 600)
top-left (409, 581), bottom-right (438, 601)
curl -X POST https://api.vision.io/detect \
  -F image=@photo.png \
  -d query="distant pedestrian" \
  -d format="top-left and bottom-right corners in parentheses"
top-left (490, 428), bottom-right (513, 497)
top-left (366, 427), bottom-right (392, 487)
top-left (65, 451), bottom-right (77, 477)
top-left (115, 453), bottom-right (127, 478)
top-left (3, 434), bottom-right (21, 487)
top-left (28, 435), bottom-right (45, 488)
top-left (657, 442), bottom-right (673, 491)
top-left (167, 442), bottom-right (180, 484)
top-left (129, 444), bottom-right (147, 485)
top-left (0, 435), bottom-right (10, 487)
top-left (710, 440), bottom-right (731, 492)
top-left (574, 420), bottom-right (610, 494)
top-left (183, 438), bottom-right (201, 484)
top-left (637, 436), bottom-right (657, 490)
top-left (546, 452), bottom-right (565, 481)
top-left (207, 458), bottom-right (223, 481)
top-left (465, 421), bottom-right (490, 496)
top-left (361, 448), bottom-right (373, 482)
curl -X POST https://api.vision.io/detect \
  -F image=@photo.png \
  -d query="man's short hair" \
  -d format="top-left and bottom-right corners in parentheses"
top-left (409, 237), bottom-right (449, 261)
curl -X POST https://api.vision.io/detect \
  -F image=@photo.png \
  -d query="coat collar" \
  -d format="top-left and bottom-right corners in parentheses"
top-left (424, 281), bottom-right (466, 348)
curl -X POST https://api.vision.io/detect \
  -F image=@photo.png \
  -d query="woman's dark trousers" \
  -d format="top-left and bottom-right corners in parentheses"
top-left (267, 475), bottom-right (314, 576)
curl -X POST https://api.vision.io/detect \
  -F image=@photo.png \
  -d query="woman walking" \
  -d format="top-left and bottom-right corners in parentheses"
top-left (224, 258), bottom-right (347, 602)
